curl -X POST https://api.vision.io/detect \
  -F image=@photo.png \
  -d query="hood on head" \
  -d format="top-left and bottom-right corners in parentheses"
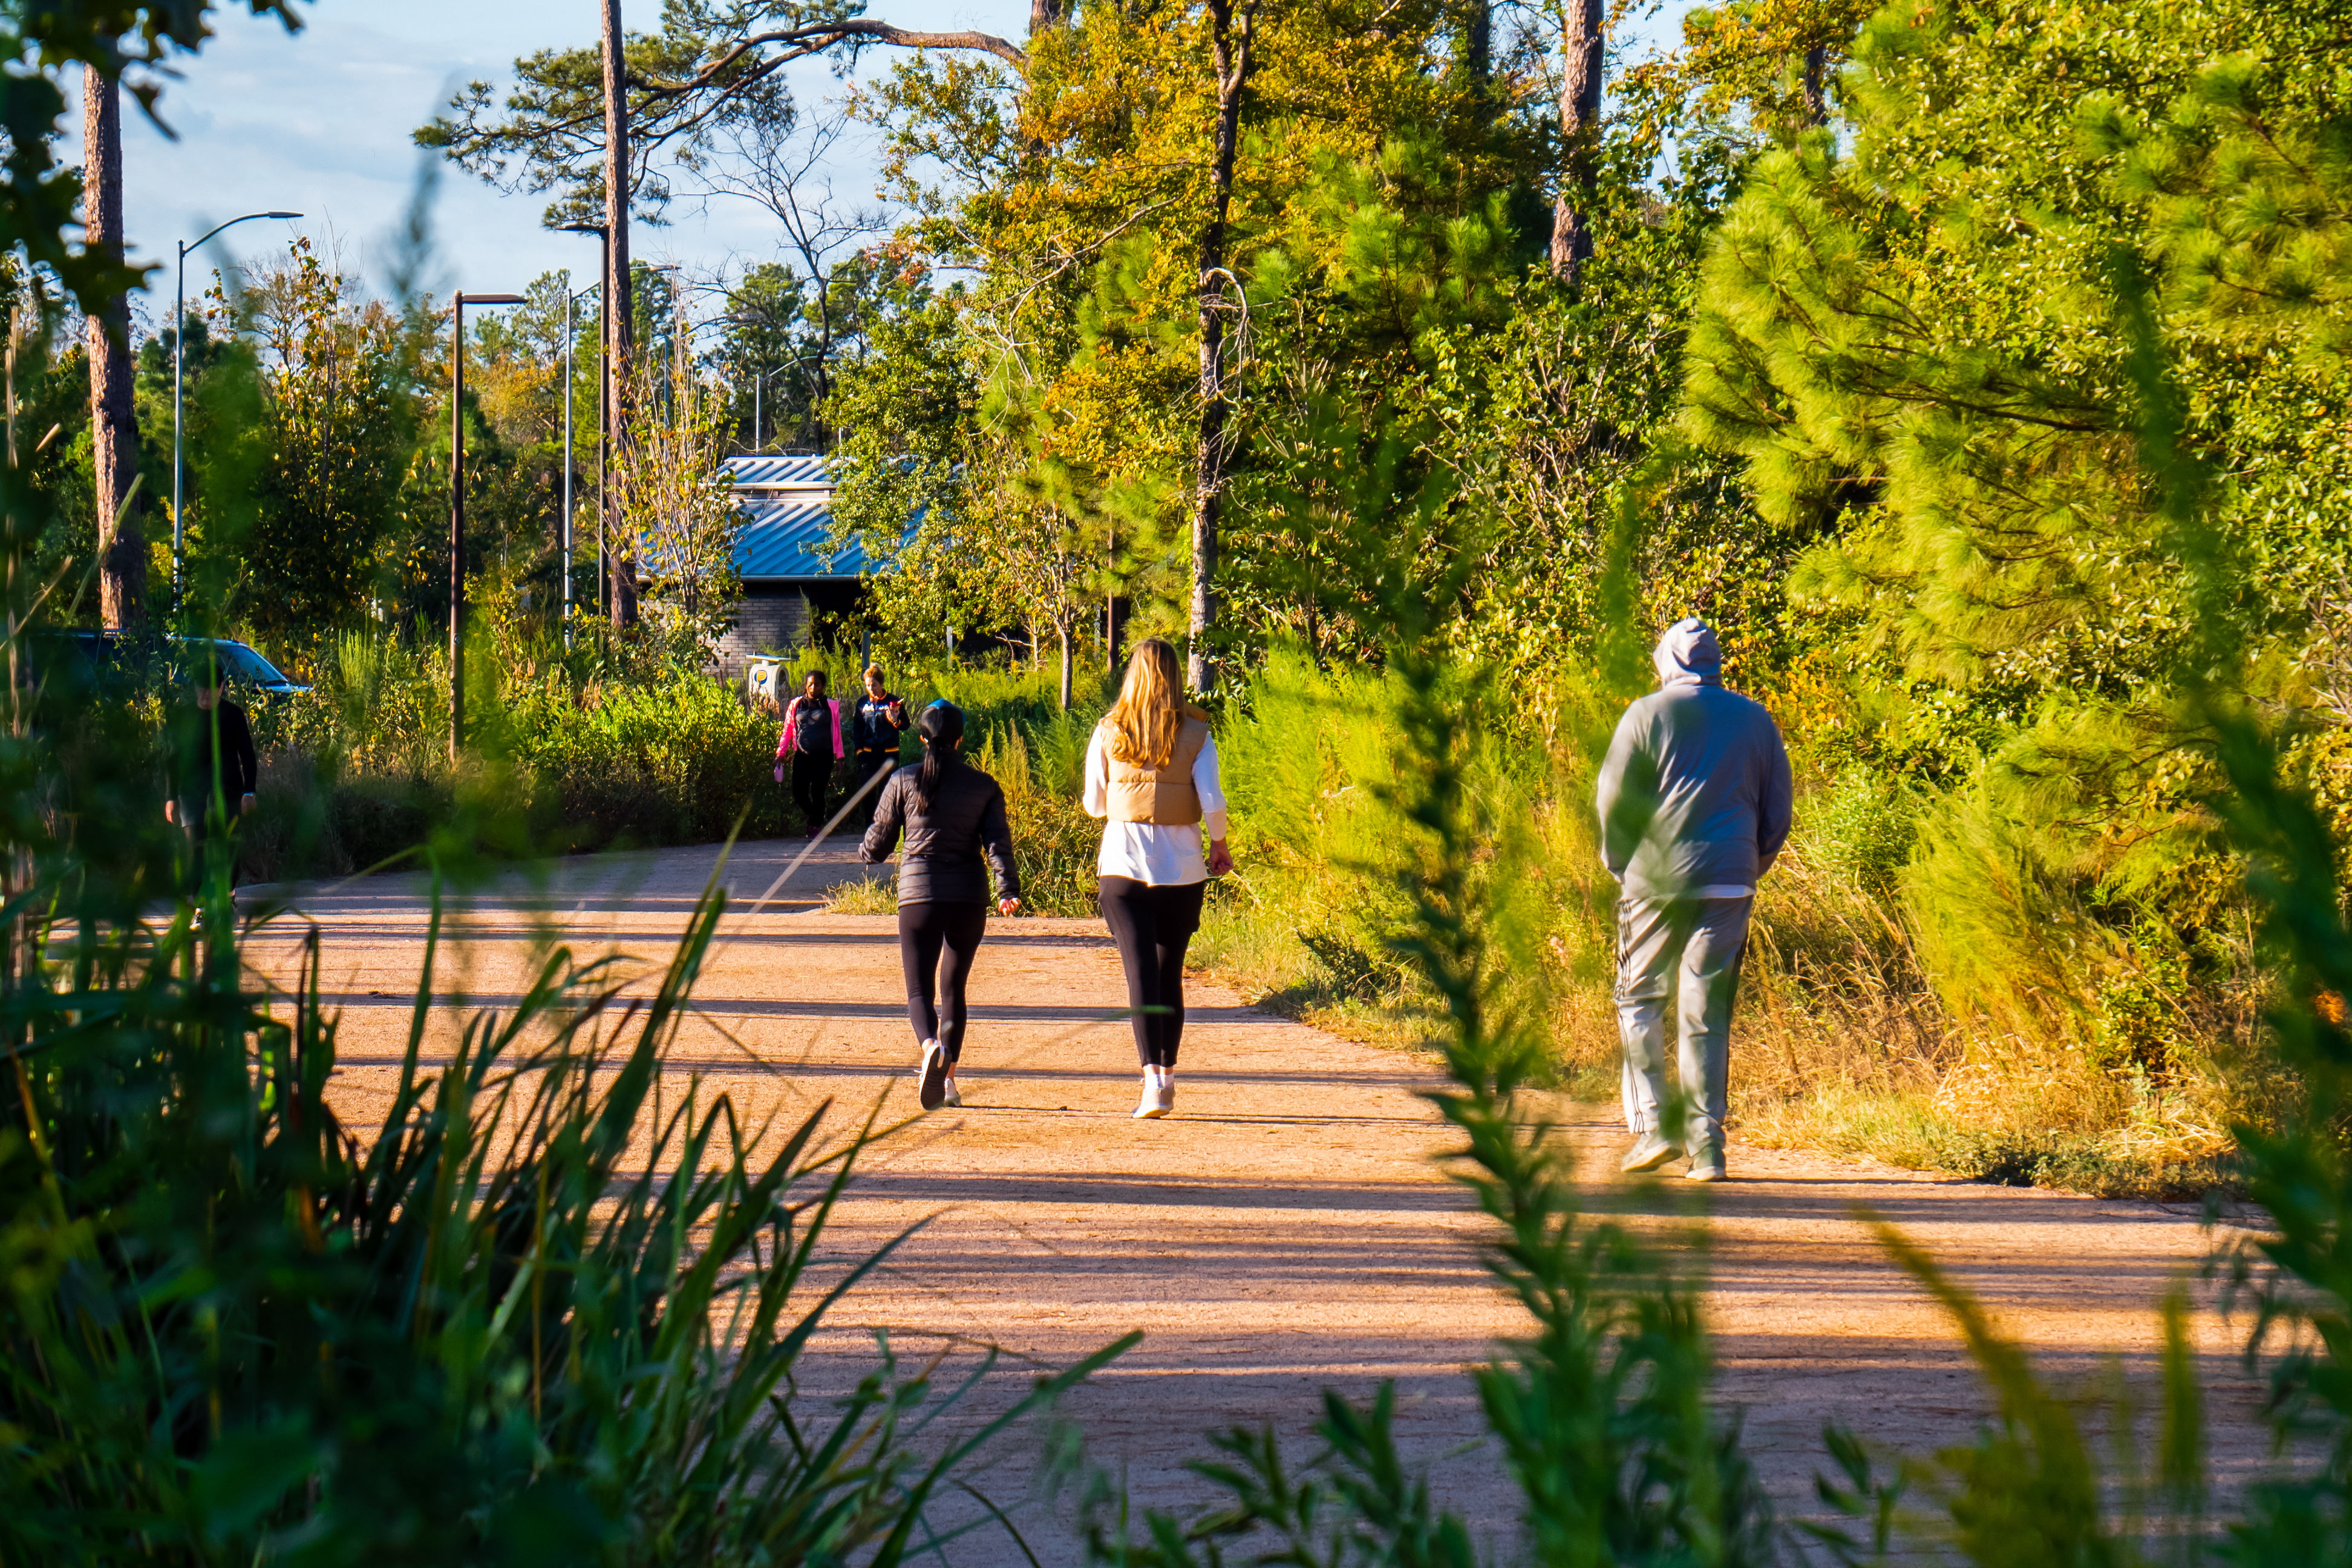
top-left (1653, 617), bottom-right (1722, 688)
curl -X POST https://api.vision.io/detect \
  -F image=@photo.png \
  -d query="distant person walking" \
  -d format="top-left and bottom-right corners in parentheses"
top-left (850, 664), bottom-right (908, 823)
top-left (864, 701), bottom-right (1021, 1111)
top-left (774, 669), bottom-right (844, 837)
top-left (1597, 617), bottom-right (1792, 1183)
top-left (1082, 638), bottom-right (1232, 1120)
top-left (164, 662), bottom-right (259, 887)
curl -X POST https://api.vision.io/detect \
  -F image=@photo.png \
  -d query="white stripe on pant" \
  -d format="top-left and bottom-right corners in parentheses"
top-left (1615, 893), bottom-right (1754, 1154)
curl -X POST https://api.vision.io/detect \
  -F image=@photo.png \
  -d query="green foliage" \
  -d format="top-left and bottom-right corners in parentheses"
top-left (225, 238), bottom-right (425, 655)
top-left (0, 3), bottom-right (302, 319)
top-left (0, 791), bottom-right (1119, 1560)
top-left (258, 631), bottom-right (791, 874)
top-left (1082, 538), bottom-right (1774, 1568)
top-left (970, 717), bottom-right (1103, 915)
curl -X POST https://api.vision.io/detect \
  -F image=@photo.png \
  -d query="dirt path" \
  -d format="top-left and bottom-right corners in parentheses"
top-left (245, 839), bottom-right (2285, 1562)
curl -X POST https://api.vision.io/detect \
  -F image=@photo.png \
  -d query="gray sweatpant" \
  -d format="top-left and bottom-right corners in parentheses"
top-left (1615, 894), bottom-right (1753, 1153)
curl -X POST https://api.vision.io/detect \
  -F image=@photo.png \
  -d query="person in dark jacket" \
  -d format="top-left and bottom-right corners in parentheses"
top-left (862, 701), bottom-right (1022, 1111)
top-left (849, 664), bottom-right (907, 824)
top-left (165, 668), bottom-right (260, 883)
top-left (1595, 617), bottom-right (1794, 1184)
top-left (773, 669), bottom-right (844, 836)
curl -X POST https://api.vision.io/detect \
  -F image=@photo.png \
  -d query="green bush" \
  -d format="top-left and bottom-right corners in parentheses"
top-left (517, 670), bottom-right (786, 849)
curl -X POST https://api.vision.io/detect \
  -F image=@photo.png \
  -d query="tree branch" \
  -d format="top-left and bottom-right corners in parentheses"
top-left (645, 18), bottom-right (1027, 95)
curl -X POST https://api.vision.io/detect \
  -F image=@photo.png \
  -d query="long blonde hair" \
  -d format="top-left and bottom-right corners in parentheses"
top-left (1103, 638), bottom-right (1207, 768)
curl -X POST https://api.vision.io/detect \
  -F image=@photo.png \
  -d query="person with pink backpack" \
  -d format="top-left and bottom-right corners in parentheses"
top-left (774, 669), bottom-right (844, 837)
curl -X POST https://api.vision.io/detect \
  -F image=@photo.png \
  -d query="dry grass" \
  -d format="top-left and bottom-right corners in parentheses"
top-left (823, 875), bottom-right (898, 915)
top-left (1205, 792), bottom-right (2270, 1199)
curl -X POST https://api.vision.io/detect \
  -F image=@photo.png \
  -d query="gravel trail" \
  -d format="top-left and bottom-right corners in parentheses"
top-left (246, 838), bottom-right (2282, 1562)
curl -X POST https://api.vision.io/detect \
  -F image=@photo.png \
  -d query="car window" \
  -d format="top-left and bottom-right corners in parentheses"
top-left (217, 642), bottom-right (288, 685)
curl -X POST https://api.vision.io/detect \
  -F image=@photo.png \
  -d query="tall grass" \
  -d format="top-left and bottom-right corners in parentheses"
top-left (0, 212), bottom-right (1116, 1563)
top-left (1077, 370), bottom-right (2348, 1564)
top-left (0, 773), bottom-right (1124, 1557)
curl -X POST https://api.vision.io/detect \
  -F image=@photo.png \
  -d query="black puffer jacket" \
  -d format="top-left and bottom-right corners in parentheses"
top-left (862, 762), bottom-right (1021, 906)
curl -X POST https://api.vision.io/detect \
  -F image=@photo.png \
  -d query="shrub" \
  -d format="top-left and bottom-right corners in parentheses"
top-left (0, 829), bottom-right (1123, 1560)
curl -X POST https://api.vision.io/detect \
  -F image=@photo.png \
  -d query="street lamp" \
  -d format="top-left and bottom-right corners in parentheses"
top-left (561, 276), bottom-right (599, 648)
top-left (174, 210), bottom-right (301, 614)
top-left (449, 290), bottom-right (526, 762)
top-left (753, 363), bottom-right (790, 454)
top-left (558, 223), bottom-right (610, 624)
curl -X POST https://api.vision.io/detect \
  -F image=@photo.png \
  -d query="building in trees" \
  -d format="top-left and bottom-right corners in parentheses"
top-left (714, 454), bottom-right (910, 678)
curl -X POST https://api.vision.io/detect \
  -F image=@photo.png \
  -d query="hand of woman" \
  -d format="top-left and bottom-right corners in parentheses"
top-left (773, 765), bottom-right (785, 783)
top-left (1207, 839), bottom-right (1234, 876)
top-left (998, 897), bottom-right (1021, 916)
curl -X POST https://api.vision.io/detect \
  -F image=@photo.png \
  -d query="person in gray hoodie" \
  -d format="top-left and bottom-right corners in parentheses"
top-left (1595, 617), bottom-right (1793, 1181)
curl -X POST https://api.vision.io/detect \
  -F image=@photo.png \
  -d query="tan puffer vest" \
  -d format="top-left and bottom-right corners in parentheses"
top-left (1103, 717), bottom-right (1210, 826)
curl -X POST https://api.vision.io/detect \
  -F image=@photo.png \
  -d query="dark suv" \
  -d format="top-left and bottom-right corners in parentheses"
top-left (22, 630), bottom-right (307, 699)
top-left (173, 637), bottom-right (307, 697)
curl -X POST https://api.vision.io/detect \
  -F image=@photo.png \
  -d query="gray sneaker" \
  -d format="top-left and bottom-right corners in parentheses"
top-left (1685, 1145), bottom-right (1726, 1183)
top-left (1621, 1132), bottom-right (1678, 1174)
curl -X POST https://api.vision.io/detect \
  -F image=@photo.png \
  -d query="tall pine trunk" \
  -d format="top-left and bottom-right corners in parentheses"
top-left (83, 69), bottom-right (142, 629)
top-left (603, 0), bottom-right (638, 629)
top-left (1187, 0), bottom-right (1256, 696)
top-left (1802, 44), bottom-right (1829, 126)
top-left (1547, 0), bottom-right (1606, 283)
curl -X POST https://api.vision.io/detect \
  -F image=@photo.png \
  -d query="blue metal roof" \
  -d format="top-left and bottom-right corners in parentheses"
top-left (722, 454), bottom-right (866, 581)
top-left (727, 454), bottom-right (834, 490)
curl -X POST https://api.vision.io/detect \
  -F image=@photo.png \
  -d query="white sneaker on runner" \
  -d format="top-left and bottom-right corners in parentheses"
top-left (940, 1074), bottom-right (963, 1108)
top-left (1133, 1071), bottom-right (1168, 1119)
top-left (918, 1039), bottom-right (949, 1111)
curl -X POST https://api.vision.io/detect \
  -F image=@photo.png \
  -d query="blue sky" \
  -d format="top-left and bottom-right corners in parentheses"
top-left (105, 0), bottom-right (1690, 325)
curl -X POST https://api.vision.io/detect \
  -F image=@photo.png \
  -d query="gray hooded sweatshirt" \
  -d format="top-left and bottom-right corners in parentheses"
top-left (1595, 619), bottom-right (1793, 898)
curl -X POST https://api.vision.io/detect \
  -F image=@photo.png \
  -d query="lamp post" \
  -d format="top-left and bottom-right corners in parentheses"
top-left (449, 290), bottom-right (526, 762)
top-left (174, 210), bottom-right (300, 614)
top-left (558, 223), bottom-right (610, 624)
top-left (753, 363), bottom-right (789, 454)
top-left (561, 277), bottom-right (599, 648)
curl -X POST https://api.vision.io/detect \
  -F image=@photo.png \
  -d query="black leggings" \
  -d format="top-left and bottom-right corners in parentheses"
top-left (1099, 877), bottom-right (1206, 1068)
top-left (900, 900), bottom-right (988, 1062)
top-left (791, 750), bottom-right (832, 830)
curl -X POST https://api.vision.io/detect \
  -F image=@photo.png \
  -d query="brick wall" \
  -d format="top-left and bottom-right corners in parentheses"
top-left (713, 589), bottom-right (810, 679)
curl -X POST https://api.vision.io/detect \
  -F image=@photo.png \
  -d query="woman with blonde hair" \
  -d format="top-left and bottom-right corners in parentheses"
top-left (1082, 638), bottom-right (1233, 1118)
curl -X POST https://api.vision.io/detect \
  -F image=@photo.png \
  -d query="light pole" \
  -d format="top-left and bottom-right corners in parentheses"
top-left (752, 363), bottom-right (790, 454)
top-left (174, 210), bottom-right (300, 614)
top-left (449, 290), bottom-right (526, 762)
top-left (561, 277), bottom-right (599, 648)
top-left (559, 223), bottom-right (610, 624)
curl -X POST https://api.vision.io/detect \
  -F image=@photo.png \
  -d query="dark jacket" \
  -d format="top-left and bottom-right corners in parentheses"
top-left (170, 697), bottom-right (258, 807)
top-left (862, 761), bottom-right (1021, 907)
top-left (852, 691), bottom-right (907, 754)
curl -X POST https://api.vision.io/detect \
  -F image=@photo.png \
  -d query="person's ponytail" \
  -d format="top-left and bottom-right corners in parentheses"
top-left (914, 701), bottom-right (965, 812)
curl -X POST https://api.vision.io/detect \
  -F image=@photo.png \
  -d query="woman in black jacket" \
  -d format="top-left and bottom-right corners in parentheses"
top-left (862, 702), bottom-right (1021, 1110)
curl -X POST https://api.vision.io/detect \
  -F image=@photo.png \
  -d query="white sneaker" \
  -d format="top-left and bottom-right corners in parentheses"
top-left (940, 1074), bottom-right (963, 1108)
top-left (918, 1039), bottom-right (949, 1111)
top-left (1132, 1071), bottom-right (1168, 1119)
